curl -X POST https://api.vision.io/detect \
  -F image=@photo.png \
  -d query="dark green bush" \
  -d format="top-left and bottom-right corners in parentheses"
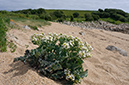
top-left (57, 18), bottom-right (65, 22)
top-left (39, 13), bottom-right (51, 20)
top-left (98, 9), bottom-right (103, 12)
top-left (119, 16), bottom-right (127, 22)
top-left (73, 12), bottom-right (79, 18)
top-left (102, 12), bottom-right (110, 18)
top-left (53, 10), bottom-right (65, 18)
top-left (84, 13), bottom-right (94, 21)
top-left (70, 16), bottom-right (74, 21)
top-left (92, 14), bottom-right (100, 21)
top-left (39, 14), bottom-right (45, 19)
top-left (127, 17), bottom-right (129, 22)
top-left (37, 8), bottom-right (46, 14)
top-left (12, 8), bottom-right (46, 15)
top-left (0, 10), bottom-right (9, 14)
top-left (45, 15), bottom-right (52, 21)
top-left (110, 13), bottom-right (127, 22)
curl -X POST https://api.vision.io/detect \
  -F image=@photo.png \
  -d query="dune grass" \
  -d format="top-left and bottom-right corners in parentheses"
top-left (11, 17), bottom-right (51, 27)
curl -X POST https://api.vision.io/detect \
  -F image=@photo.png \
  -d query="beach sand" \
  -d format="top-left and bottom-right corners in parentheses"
top-left (0, 22), bottom-right (129, 85)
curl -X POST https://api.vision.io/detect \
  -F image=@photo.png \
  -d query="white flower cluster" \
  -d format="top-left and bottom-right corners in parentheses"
top-left (31, 33), bottom-right (45, 44)
top-left (31, 33), bottom-right (93, 58)
top-left (64, 68), bottom-right (75, 81)
top-left (78, 41), bottom-right (93, 58)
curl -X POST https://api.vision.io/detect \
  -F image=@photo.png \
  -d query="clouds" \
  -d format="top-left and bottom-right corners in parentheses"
top-left (0, 0), bottom-right (129, 12)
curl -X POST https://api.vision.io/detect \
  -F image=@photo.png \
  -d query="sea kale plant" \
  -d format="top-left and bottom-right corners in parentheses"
top-left (14, 33), bottom-right (93, 84)
top-left (31, 33), bottom-right (44, 45)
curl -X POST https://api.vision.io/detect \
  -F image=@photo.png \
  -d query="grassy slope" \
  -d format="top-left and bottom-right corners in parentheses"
top-left (12, 18), bottom-right (51, 27)
top-left (46, 9), bottom-right (94, 22)
top-left (46, 9), bottom-right (129, 23)
top-left (0, 13), bottom-right (51, 52)
top-left (46, 9), bottom-right (94, 17)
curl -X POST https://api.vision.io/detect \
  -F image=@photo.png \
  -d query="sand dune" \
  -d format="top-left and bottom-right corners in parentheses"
top-left (0, 22), bottom-right (129, 85)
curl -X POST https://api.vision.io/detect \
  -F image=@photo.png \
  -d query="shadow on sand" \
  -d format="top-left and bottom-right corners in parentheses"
top-left (3, 61), bottom-right (30, 77)
top-left (3, 60), bottom-right (68, 85)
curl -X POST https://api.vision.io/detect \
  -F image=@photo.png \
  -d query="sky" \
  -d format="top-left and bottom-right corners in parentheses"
top-left (0, 0), bottom-right (129, 13)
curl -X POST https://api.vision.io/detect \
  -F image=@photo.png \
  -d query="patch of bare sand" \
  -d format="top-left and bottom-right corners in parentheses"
top-left (0, 22), bottom-right (129, 85)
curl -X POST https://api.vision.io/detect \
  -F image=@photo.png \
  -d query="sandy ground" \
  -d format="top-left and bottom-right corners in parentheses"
top-left (0, 22), bottom-right (129, 85)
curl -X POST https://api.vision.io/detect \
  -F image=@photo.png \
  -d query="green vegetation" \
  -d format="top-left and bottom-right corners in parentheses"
top-left (7, 41), bottom-right (17, 53)
top-left (92, 8), bottom-right (129, 23)
top-left (70, 16), bottom-right (74, 21)
top-left (0, 10), bottom-right (50, 53)
top-left (73, 12), bottom-right (79, 18)
top-left (10, 8), bottom-right (129, 24)
top-left (14, 33), bottom-right (93, 84)
top-left (0, 8), bottom-right (129, 53)
top-left (84, 13), bottom-right (94, 21)
top-left (25, 45), bottom-right (29, 48)
top-left (0, 17), bottom-right (8, 52)
top-left (100, 18), bottom-right (123, 25)
top-left (12, 18), bottom-right (51, 27)
top-left (46, 9), bottom-right (93, 17)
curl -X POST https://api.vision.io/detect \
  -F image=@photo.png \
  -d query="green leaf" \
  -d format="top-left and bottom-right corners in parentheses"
top-left (51, 71), bottom-right (64, 80)
top-left (79, 69), bottom-right (88, 78)
top-left (13, 56), bottom-right (25, 62)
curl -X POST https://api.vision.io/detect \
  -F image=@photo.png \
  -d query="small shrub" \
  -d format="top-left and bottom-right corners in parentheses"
top-left (70, 16), bottom-right (74, 21)
top-left (92, 14), bottom-right (100, 21)
top-left (73, 12), bottom-right (79, 18)
top-left (45, 14), bottom-right (52, 21)
top-left (39, 14), bottom-right (52, 21)
top-left (28, 25), bottom-right (38, 30)
top-left (7, 42), bottom-right (17, 53)
top-left (57, 18), bottom-right (65, 22)
top-left (84, 13), bottom-right (94, 21)
top-left (25, 45), bottom-right (29, 48)
top-left (14, 33), bottom-right (93, 84)
top-left (39, 14), bottom-right (45, 19)
top-left (119, 16), bottom-right (127, 22)
top-left (98, 9), bottom-right (103, 12)
top-left (52, 10), bottom-right (66, 19)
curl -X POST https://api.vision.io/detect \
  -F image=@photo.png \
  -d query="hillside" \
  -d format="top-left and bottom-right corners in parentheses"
top-left (0, 21), bottom-right (129, 85)
top-left (10, 8), bottom-right (129, 24)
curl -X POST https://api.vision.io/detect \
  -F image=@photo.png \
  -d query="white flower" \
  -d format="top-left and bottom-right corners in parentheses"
top-left (64, 68), bottom-right (70, 75)
top-left (45, 36), bottom-right (49, 40)
top-left (66, 74), bottom-right (75, 81)
top-left (62, 42), bottom-right (70, 49)
top-left (86, 53), bottom-right (91, 56)
top-left (69, 41), bottom-right (74, 47)
top-left (49, 36), bottom-right (53, 41)
top-left (68, 35), bottom-right (74, 40)
top-left (81, 46), bottom-right (87, 50)
top-left (32, 37), bottom-right (38, 41)
top-left (69, 74), bottom-right (75, 81)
